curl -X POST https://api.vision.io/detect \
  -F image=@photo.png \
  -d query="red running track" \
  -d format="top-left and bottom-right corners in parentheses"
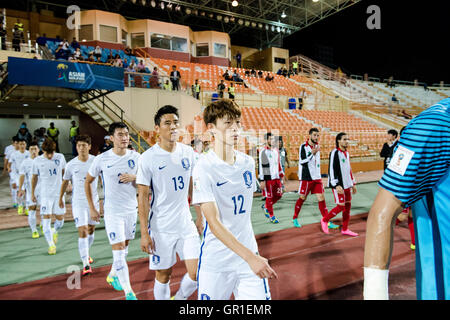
top-left (0, 213), bottom-right (416, 300)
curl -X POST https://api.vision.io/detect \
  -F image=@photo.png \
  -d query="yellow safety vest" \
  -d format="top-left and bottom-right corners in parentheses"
top-left (229, 86), bottom-right (235, 95)
top-left (48, 127), bottom-right (58, 139)
top-left (15, 23), bottom-right (24, 32)
top-left (70, 126), bottom-right (78, 138)
top-left (292, 62), bottom-right (298, 69)
top-left (195, 84), bottom-right (200, 93)
top-left (164, 83), bottom-right (171, 91)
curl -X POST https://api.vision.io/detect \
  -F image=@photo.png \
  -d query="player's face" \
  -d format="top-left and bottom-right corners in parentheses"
top-left (13, 141), bottom-right (19, 150)
top-left (76, 141), bottom-right (91, 157)
top-left (338, 135), bottom-right (349, 149)
top-left (18, 141), bottom-right (26, 152)
top-left (29, 146), bottom-right (39, 158)
top-left (156, 114), bottom-right (179, 143)
top-left (387, 133), bottom-right (395, 142)
top-left (266, 136), bottom-right (275, 147)
top-left (111, 127), bottom-right (130, 149)
top-left (213, 116), bottom-right (241, 147)
top-left (310, 132), bottom-right (320, 144)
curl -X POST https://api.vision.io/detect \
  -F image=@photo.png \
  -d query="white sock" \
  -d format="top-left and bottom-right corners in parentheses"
top-left (28, 210), bottom-right (37, 232)
top-left (125, 246), bottom-right (129, 257)
top-left (42, 219), bottom-right (55, 247)
top-left (88, 233), bottom-right (95, 248)
top-left (54, 219), bottom-right (64, 232)
top-left (78, 237), bottom-right (90, 267)
top-left (174, 273), bottom-right (197, 300)
top-left (11, 188), bottom-right (17, 204)
top-left (154, 278), bottom-right (170, 300)
top-left (112, 249), bottom-right (132, 294)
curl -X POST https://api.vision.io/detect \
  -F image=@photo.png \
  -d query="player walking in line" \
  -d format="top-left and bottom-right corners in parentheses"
top-left (31, 139), bottom-right (67, 255)
top-left (8, 138), bottom-right (30, 215)
top-left (18, 141), bottom-right (40, 238)
top-left (59, 135), bottom-right (98, 276)
top-left (320, 132), bottom-right (358, 236)
top-left (192, 99), bottom-right (277, 300)
top-left (364, 99), bottom-right (450, 300)
top-left (137, 105), bottom-right (200, 300)
top-left (292, 128), bottom-right (339, 229)
top-left (3, 136), bottom-right (19, 208)
top-left (85, 122), bottom-right (140, 300)
top-left (259, 132), bottom-right (285, 224)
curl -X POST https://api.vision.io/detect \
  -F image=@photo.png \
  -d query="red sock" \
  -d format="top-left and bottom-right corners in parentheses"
top-left (323, 205), bottom-right (344, 223)
top-left (265, 197), bottom-right (274, 217)
top-left (342, 202), bottom-right (352, 231)
top-left (318, 200), bottom-right (328, 217)
top-left (408, 216), bottom-right (415, 245)
top-left (395, 218), bottom-right (400, 226)
top-left (293, 198), bottom-right (305, 219)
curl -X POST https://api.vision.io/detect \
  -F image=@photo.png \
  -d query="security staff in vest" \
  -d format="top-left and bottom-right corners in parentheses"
top-left (228, 82), bottom-right (235, 100)
top-left (69, 120), bottom-right (79, 156)
top-left (192, 79), bottom-right (201, 100)
top-left (292, 61), bottom-right (298, 75)
top-left (47, 122), bottom-right (60, 153)
top-left (14, 19), bottom-right (24, 32)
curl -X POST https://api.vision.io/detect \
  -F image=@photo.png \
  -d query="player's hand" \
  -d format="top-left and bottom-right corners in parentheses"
top-left (140, 232), bottom-right (155, 254)
top-left (248, 254), bottom-right (278, 279)
top-left (90, 207), bottom-right (101, 222)
top-left (59, 198), bottom-right (64, 209)
top-left (397, 212), bottom-right (408, 222)
top-left (18, 190), bottom-right (24, 198)
top-left (336, 186), bottom-right (344, 194)
top-left (259, 181), bottom-right (265, 192)
top-left (311, 145), bottom-right (320, 154)
top-left (195, 218), bottom-right (204, 235)
top-left (32, 194), bottom-right (37, 203)
top-left (12, 183), bottom-right (17, 189)
top-left (352, 185), bottom-right (357, 194)
top-left (119, 173), bottom-right (136, 184)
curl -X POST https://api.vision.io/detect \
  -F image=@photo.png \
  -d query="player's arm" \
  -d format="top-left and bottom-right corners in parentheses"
top-left (31, 174), bottom-right (38, 202)
top-left (363, 187), bottom-right (403, 300)
top-left (200, 201), bottom-right (278, 280)
top-left (85, 173), bottom-right (100, 222)
top-left (299, 145), bottom-right (315, 165)
top-left (18, 174), bottom-right (25, 197)
top-left (258, 150), bottom-right (265, 190)
top-left (137, 184), bottom-right (154, 254)
top-left (59, 180), bottom-right (70, 208)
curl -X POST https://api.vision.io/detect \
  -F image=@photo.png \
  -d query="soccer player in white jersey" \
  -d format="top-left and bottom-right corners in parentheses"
top-left (59, 135), bottom-right (98, 276)
top-left (31, 139), bottom-right (67, 255)
top-left (8, 138), bottom-right (29, 214)
top-left (3, 136), bottom-right (19, 208)
top-left (192, 99), bottom-right (277, 300)
top-left (18, 141), bottom-right (40, 238)
top-left (85, 122), bottom-right (140, 300)
top-left (137, 105), bottom-right (201, 300)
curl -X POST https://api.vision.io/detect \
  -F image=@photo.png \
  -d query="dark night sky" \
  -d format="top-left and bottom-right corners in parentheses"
top-left (283, 0), bottom-right (450, 85)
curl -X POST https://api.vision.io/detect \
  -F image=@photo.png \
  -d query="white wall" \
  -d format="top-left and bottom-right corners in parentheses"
top-left (0, 116), bottom-right (79, 159)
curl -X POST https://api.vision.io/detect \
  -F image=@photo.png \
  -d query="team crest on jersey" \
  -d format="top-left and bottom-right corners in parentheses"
top-left (128, 159), bottom-right (135, 169)
top-left (54, 159), bottom-right (60, 166)
top-left (243, 170), bottom-right (252, 189)
top-left (181, 157), bottom-right (190, 171)
top-left (109, 232), bottom-right (116, 240)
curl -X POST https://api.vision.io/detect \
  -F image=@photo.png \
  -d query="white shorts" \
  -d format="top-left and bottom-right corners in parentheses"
top-left (72, 204), bottom-right (100, 228)
top-left (104, 212), bottom-right (137, 245)
top-left (40, 197), bottom-right (66, 215)
top-left (25, 189), bottom-right (40, 207)
top-left (197, 262), bottom-right (271, 300)
top-left (149, 224), bottom-right (201, 270)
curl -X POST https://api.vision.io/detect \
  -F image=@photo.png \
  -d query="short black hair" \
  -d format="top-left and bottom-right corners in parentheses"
top-left (265, 132), bottom-right (272, 140)
top-left (12, 136), bottom-right (19, 142)
top-left (335, 132), bottom-right (347, 148)
top-left (108, 122), bottom-right (129, 135)
top-left (17, 138), bottom-right (26, 143)
top-left (400, 126), bottom-right (407, 136)
top-left (309, 127), bottom-right (319, 135)
top-left (387, 129), bottom-right (398, 138)
top-left (154, 105), bottom-right (179, 126)
top-left (29, 141), bottom-right (39, 148)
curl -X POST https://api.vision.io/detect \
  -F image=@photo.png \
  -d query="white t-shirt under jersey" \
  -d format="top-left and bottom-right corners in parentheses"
top-left (88, 149), bottom-right (140, 215)
top-left (136, 142), bottom-right (196, 234)
top-left (64, 155), bottom-right (99, 207)
top-left (192, 149), bottom-right (258, 272)
top-left (32, 153), bottom-right (66, 200)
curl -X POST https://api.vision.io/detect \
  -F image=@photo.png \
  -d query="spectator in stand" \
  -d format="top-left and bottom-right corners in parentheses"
top-left (126, 60), bottom-right (136, 72)
top-left (150, 67), bottom-right (159, 88)
top-left (232, 70), bottom-right (248, 88)
top-left (235, 51), bottom-right (242, 68)
top-left (93, 46), bottom-right (102, 61)
top-left (265, 73), bottom-right (274, 82)
top-left (245, 69), bottom-right (250, 77)
top-left (61, 39), bottom-right (70, 51)
top-left (137, 60), bottom-right (146, 73)
top-left (192, 79), bottom-right (201, 100)
top-left (298, 90), bottom-right (305, 110)
top-left (223, 70), bottom-right (232, 81)
top-left (250, 68), bottom-right (257, 77)
top-left (12, 26), bottom-right (24, 52)
top-left (217, 79), bottom-right (226, 98)
top-left (276, 68), bottom-right (282, 75)
top-left (70, 37), bottom-right (80, 50)
top-left (282, 67), bottom-right (288, 77)
top-left (423, 83), bottom-right (428, 91)
top-left (73, 47), bottom-right (83, 61)
top-left (124, 46), bottom-right (133, 56)
top-left (107, 52), bottom-right (115, 64)
top-left (123, 58), bottom-right (129, 69)
top-left (0, 25), bottom-right (7, 50)
top-left (113, 54), bottom-right (123, 67)
top-left (258, 70), bottom-right (263, 78)
top-left (87, 54), bottom-right (96, 63)
top-left (170, 65), bottom-right (181, 91)
top-left (391, 94), bottom-right (399, 104)
top-left (55, 43), bottom-right (65, 60)
top-left (228, 82), bottom-right (235, 100)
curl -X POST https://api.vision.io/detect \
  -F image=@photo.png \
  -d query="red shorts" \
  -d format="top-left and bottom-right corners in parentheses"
top-left (298, 179), bottom-right (324, 196)
top-left (264, 179), bottom-right (283, 199)
top-left (332, 187), bottom-right (352, 205)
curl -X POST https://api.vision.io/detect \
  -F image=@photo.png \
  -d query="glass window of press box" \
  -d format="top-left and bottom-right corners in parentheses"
top-left (151, 34), bottom-right (188, 52)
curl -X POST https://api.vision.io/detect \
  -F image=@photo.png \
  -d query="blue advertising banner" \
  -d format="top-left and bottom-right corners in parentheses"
top-left (7, 57), bottom-right (124, 91)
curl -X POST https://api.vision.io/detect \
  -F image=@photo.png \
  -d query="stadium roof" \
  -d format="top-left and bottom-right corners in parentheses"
top-left (4, 0), bottom-right (362, 48)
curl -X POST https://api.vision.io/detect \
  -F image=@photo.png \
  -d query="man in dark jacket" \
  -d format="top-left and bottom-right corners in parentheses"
top-left (380, 129), bottom-right (399, 170)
